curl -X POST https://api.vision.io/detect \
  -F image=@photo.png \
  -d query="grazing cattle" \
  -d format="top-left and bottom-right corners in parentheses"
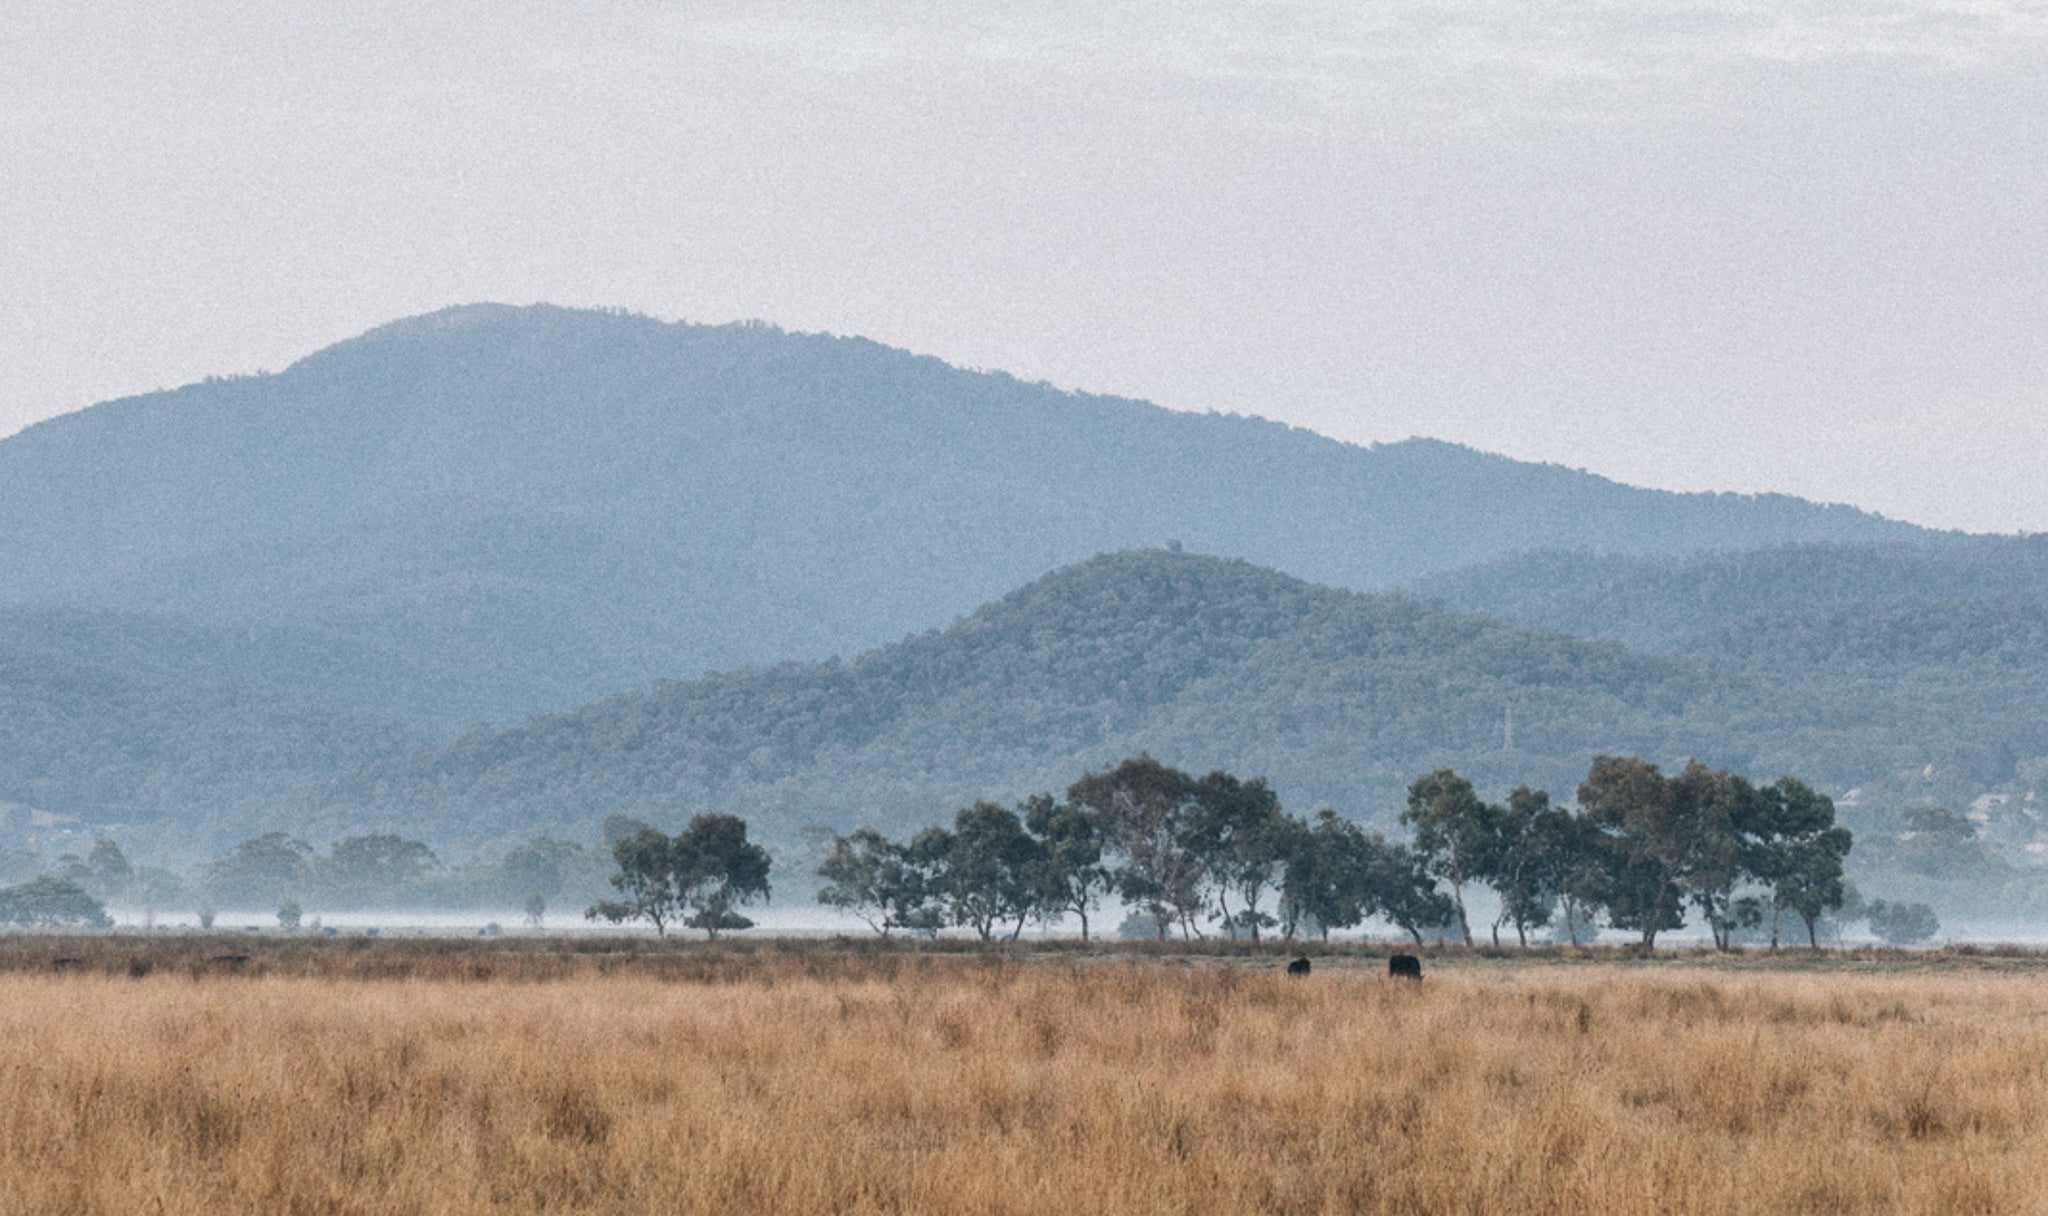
top-left (1286, 957), bottom-right (1312, 976)
top-left (1389, 954), bottom-right (1423, 981)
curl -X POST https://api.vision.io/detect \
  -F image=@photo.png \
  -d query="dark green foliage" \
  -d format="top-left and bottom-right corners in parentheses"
top-left (1069, 757), bottom-right (1207, 940)
top-left (589, 826), bottom-right (687, 937)
top-left (1774, 825), bottom-right (1855, 947)
top-left (1023, 794), bottom-right (1110, 941)
top-left (587, 814), bottom-right (771, 939)
top-left (1668, 761), bottom-right (1765, 952)
top-left (1362, 841), bottom-right (1460, 946)
top-left (0, 876), bottom-right (112, 928)
top-left (927, 802), bottom-right (1044, 942)
top-left (673, 813), bottom-right (773, 937)
top-left (1489, 787), bottom-right (1559, 947)
top-left (816, 828), bottom-right (924, 937)
top-left (1400, 769), bottom-right (1497, 946)
top-left (1192, 772), bottom-right (1289, 940)
top-left (1276, 811), bottom-right (1355, 939)
top-left (1561, 757), bottom-right (1855, 951)
top-left (1750, 778), bottom-right (1853, 947)
top-left (1577, 757), bottom-right (1690, 947)
top-left (827, 761), bottom-right (1467, 945)
top-left (1275, 811), bottom-right (1452, 944)
top-left (807, 754), bottom-right (1852, 948)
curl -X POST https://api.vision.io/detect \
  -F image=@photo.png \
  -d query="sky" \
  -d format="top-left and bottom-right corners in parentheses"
top-left (4, 1), bottom-right (2044, 532)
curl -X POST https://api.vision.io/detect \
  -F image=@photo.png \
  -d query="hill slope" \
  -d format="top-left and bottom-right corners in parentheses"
top-left (19, 550), bottom-right (2047, 872)
top-left (320, 549), bottom-right (1987, 854)
top-left (0, 634), bottom-right (420, 851)
top-left (0, 304), bottom-right (1925, 726)
top-left (1409, 538), bottom-right (2048, 651)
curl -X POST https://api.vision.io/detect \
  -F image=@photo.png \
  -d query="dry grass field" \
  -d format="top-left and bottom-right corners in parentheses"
top-left (2, 940), bottom-right (2046, 1214)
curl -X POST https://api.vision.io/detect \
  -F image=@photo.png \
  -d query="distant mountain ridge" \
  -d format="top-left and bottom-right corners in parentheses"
top-left (313, 550), bottom-right (2048, 859)
top-left (1410, 538), bottom-right (2048, 651)
top-left (0, 304), bottom-right (1928, 727)
top-left (317, 550), bottom-right (1710, 849)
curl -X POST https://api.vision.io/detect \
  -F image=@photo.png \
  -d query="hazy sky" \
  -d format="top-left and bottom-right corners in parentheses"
top-left (5, 2), bottom-right (2044, 531)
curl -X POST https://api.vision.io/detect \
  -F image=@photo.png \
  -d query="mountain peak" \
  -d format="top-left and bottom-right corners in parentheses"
top-left (2, 304), bottom-right (1928, 727)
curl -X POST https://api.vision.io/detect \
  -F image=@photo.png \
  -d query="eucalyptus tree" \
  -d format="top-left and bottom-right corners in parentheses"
top-left (816, 827), bottom-right (947, 937)
top-left (937, 801), bottom-right (1045, 941)
top-left (1530, 802), bottom-right (1607, 946)
top-left (1754, 777), bottom-right (1853, 947)
top-left (1363, 838), bottom-right (1459, 946)
top-left (1576, 755), bottom-right (1688, 947)
top-left (587, 824), bottom-right (682, 937)
top-left (671, 814), bottom-right (772, 938)
top-left (1670, 760), bottom-right (1766, 951)
top-left (589, 814), bottom-right (770, 939)
top-left (1278, 810), bottom-right (1372, 941)
top-left (1193, 771), bottom-right (1290, 940)
top-left (1023, 794), bottom-right (1111, 941)
top-left (1489, 785), bottom-right (1559, 947)
top-left (1068, 756), bottom-right (1206, 940)
top-left (816, 827), bottom-right (905, 936)
top-left (1399, 768), bottom-right (1500, 946)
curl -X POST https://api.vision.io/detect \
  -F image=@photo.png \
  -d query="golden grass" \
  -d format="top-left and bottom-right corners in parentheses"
top-left (3, 946), bottom-right (2047, 1214)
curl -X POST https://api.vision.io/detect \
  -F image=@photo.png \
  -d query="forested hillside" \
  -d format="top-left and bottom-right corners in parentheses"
top-left (1410, 538), bottom-right (2048, 650)
top-left (312, 550), bottom-right (2042, 863)
top-left (11, 546), bottom-right (2048, 918)
top-left (0, 304), bottom-right (1922, 727)
top-left (0, 637), bottom-right (420, 851)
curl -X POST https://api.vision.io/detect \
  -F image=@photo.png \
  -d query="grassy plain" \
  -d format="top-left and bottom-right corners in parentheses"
top-left (2, 939), bottom-right (2046, 1214)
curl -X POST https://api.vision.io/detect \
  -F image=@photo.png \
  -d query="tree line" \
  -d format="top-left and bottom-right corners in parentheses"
top-left (0, 752), bottom-right (1871, 946)
top-left (811, 754), bottom-right (1857, 949)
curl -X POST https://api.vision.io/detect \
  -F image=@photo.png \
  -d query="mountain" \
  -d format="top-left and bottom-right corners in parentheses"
top-left (0, 630), bottom-right (420, 855)
top-left (314, 550), bottom-right (1697, 849)
top-left (16, 548), bottom-right (2047, 887)
top-left (1407, 538), bottom-right (2048, 651)
top-left (0, 304), bottom-right (1927, 728)
top-left (318, 548), bottom-right (2033, 857)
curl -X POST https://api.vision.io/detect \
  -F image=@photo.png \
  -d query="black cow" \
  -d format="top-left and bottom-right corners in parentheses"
top-left (1389, 954), bottom-right (1422, 980)
top-left (1286, 957), bottom-right (1312, 976)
